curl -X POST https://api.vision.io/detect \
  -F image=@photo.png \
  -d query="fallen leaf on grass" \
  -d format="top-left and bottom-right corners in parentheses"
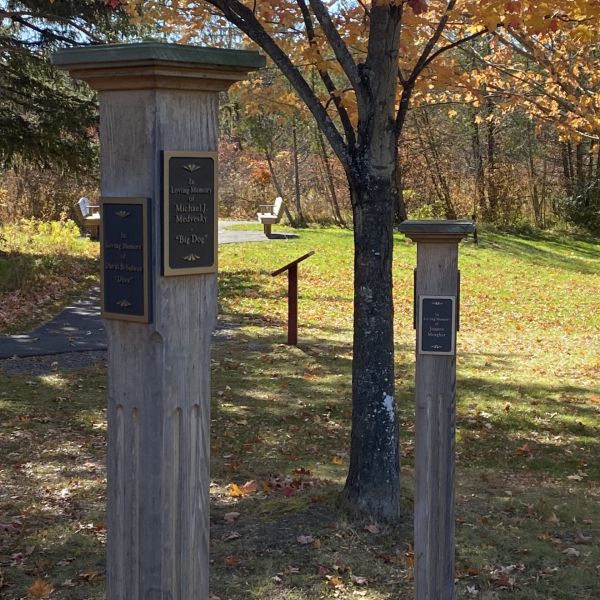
top-left (331, 456), bottom-right (344, 465)
top-left (27, 579), bottom-right (54, 599)
top-left (350, 575), bottom-right (368, 585)
top-left (364, 523), bottom-right (380, 534)
top-left (228, 481), bottom-right (257, 497)
top-left (223, 512), bottom-right (240, 524)
top-left (491, 574), bottom-right (514, 589)
top-left (516, 443), bottom-right (533, 456)
top-left (574, 532), bottom-right (592, 544)
top-left (326, 575), bottom-right (344, 589)
top-left (562, 547), bottom-right (580, 558)
top-left (224, 555), bottom-right (240, 567)
top-left (223, 531), bottom-right (241, 542)
top-left (297, 535), bottom-right (314, 545)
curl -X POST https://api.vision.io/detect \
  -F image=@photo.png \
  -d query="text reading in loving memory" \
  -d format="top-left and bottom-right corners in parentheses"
top-left (419, 296), bottom-right (455, 355)
top-left (166, 155), bottom-right (215, 271)
top-left (102, 200), bottom-right (148, 319)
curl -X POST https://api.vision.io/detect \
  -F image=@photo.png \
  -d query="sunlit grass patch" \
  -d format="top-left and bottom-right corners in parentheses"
top-left (0, 226), bottom-right (598, 598)
top-left (0, 219), bottom-right (99, 333)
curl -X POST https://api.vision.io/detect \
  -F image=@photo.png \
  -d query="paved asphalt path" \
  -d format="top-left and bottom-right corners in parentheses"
top-left (0, 220), bottom-right (295, 360)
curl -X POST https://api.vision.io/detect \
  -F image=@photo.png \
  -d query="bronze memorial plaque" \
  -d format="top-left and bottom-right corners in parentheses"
top-left (100, 197), bottom-right (152, 323)
top-left (163, 151), bottom-right (218, 276)
top-left (418, 295), bottom-right (456, 355)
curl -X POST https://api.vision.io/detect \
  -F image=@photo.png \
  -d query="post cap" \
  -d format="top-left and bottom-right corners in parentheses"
top-left (51, 41), bottom-right (266, 92)
top-left (398, 219), bottom-right (475, 243)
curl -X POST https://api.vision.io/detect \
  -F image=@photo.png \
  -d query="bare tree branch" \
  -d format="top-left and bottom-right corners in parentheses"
top-left (406, 0), bottom-right (457, 84)
top-left (307, 0), bottom-right (365, 105)
top-left (204, 0), bottom-right (350, 167)
top-left (296, 0), bottom-right (356, 148)
top-left (421, 28), bottom-right (488, 70)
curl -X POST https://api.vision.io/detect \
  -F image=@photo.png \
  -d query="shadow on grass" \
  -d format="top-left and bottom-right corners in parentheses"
top-left (478, 232), bottom-right (599, 275)
top-left (0, 250), bottom-right (97, 294)
top-left (1, 323), bottom-right (598, 599)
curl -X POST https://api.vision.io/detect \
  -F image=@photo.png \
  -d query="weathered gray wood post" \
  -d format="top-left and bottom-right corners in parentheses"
top-left (53, 43), bottom-right (264, 599)
top-left (398, 220), bottom-right (474, 600)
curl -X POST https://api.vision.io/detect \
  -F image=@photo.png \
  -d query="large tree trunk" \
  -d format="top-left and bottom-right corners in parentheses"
top-left (392, 152), bottom-right (407, 224)
top-left (341, 174), bottom-right (400, 521)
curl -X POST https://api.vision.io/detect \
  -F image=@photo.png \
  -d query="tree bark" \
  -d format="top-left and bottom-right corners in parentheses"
top-left (471, 111), bottom-right (486, 218)
top-left (265, 149), bottom-right (296, 226)
top-left (526, 121), bottom-right (542, 227)
top-left (392, 152), bottom-right (407, 224)
top-left (316, 128), bottom-right (347, 227)
top-left (292, 116), bottom-right (306, 225)
top-left (485, 99), bottom-right (498, 221)
top-left (341, 177), bottom-right (400, 521)
top-left (415, 109), bottom-right (456, 219)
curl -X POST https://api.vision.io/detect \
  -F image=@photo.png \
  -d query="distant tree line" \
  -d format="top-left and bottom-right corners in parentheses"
top-left (1, 3), bottom-right (598, 234)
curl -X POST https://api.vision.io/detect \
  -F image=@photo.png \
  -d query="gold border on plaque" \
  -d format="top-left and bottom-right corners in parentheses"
top-left (417, 295), bottom-right (456, 356)
top-left (163, 151), bottom-right (218, 276)
top-left (100, 197), bottom-right (151, 323)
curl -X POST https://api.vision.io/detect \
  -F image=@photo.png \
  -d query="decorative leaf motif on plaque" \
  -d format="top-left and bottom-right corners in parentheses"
top-left (116, 299), bottom-right (132, 308)
top-left (432, 301), bottom-right (443, 306)
top-left (183, 163), bottom-right (200, 173)
top-left (183, 253), bottom-right (201, 262)
top-left (115, 210), bottom-right (130, 218)
top-left (432, 345), bottom-right (442, 350)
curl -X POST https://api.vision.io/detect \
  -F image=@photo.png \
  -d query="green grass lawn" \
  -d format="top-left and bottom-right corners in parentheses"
top-left (0, 219), bottom-right (99, 334)
top-left (0, 225), bottom-right (598, 599)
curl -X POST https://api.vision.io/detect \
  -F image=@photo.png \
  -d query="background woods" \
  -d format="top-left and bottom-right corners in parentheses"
top-left (1, 1), bottom-right (598, 232)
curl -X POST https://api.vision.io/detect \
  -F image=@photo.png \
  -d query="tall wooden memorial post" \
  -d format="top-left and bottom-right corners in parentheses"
top-left (398, 220), bottom-right (474, 600)
top-left (53, 43), bottom-right (264, 599)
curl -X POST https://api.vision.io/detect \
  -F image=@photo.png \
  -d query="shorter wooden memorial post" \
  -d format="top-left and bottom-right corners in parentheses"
top-left (53, 43), bottom-right (264, 600)
top-left (398, 219), bottom-right (474, 600)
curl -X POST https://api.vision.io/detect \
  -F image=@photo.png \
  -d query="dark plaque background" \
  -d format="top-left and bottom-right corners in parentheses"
top-left (166, 155), bottom-right (215, 271)
top-left (102, 200), bottom-right (150, 321)
top-left (419, 296), bottom-right (455, 354)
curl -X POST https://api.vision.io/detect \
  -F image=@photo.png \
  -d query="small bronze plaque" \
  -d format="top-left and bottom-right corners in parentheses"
top-left (418, 296), bottom-right (456, 355)
top-left (100, 197), bottom-right (152, 323)
top-left (163, 151), bottom-right (217, 276)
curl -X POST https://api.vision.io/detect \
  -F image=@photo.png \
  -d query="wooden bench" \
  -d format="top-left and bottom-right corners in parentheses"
top-left (257, 196), bottom-right (284, 238)
top-left (76, 196), bottom-right (101, 240)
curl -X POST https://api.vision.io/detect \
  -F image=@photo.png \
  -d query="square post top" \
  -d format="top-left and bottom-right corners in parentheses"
top-left (398, 219), bottom-right (475, 243)
top-left (51, 42), bottom-right (266, 92)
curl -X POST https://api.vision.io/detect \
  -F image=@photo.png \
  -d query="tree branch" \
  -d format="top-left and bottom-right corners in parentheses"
top-left (296, 0), bottom-right (356, 148)
top-left (421, 28), bottom-right (488, 71)
top-left (307, 0), bottom-right (365, 104)
top-left (406, 0), bottom-right (457, 84)
top-left (204, 0), bottom-right (350, 167)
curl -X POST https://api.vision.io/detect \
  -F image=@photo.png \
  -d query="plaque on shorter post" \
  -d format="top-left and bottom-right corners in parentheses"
top-left (163, 151), bottom-right (217, 276)
top-left (100, 197), bottom-right (152, 323)
top-left (418, 296), bottom-right (456, 355)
